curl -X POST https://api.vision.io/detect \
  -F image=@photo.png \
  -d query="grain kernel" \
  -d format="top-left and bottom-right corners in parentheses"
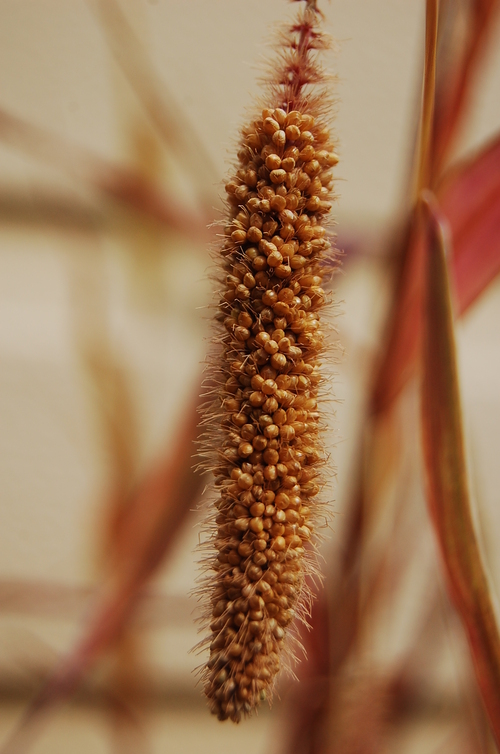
top-left (270, 169), bottom-right (287, 184)
top-left (238, 473), bottom-right (254, 490)
top-left (285, 125), bottom-right (300, 141)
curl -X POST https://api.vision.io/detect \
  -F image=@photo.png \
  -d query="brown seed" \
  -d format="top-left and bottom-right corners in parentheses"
top-left (253, 538), bottom-right (267, 552)
top-left (238, 311), bottom-right (253, 328)
top-left (272, 130), bottom-right (286, 147)
top-left (299, 145), bottom-right (315, 161)
top-left (263, 397), bottom-right (279, 414)
top-left (245, 170), bottom-right (258, 187)
top-left (234, 326), bottom-right (250, 341)
top-left (271, 202), bottom-right (287, 220)
top-left (275, 492), bottom-right (290, 509)
top-left (234, 518), bottom-right (250, 533)
top-left (262, 379), bottom-right (277, 395)
top-left (252, 435), bottom-right (268, 451)
top-left (231, 229), bottom-right (247, 244)
top-left (267, 250), bottom-right (283, 267)
top-left (247, 226), bottom-right (263, 243)
top-left (249, 391), bottom-right (266, 407)
top-left (270, 353), bottom-right (287, 370)
top-left (249, 517), bottom-right (264, 534)
top-left (272, 536), bottom-right (286, 551)
top-left (263, 424), bottom-right (280, 439)
top-left (280, 425), bottom-right (296, 441)
top-left (248, 565), bottom-right (263, 581)
top-left (261, 490), bottom-right (275, 505)
top-left (285, 110), bottom-right (301, 126)
top-left (250, 502), bottom-right (265, 517)
top-left (263, 117), bottom-right (280, 134)
top-left (264, 339), bottom-right (279, 355)
top-left (265, 154), bottom-right (281, 170)
top-left (238, 442), bottom-right (253, 458)
top-left (270, 169), bottom-right (287, 184)
top-left (304, 159), bottom-right (320, 176)
top-left (271, 108), bottom-right (286, 125)
top-left (260, 239), bottom-right (278, 256)
top-left (252, 554), bottom-right (267, 568)
top-left (285, 125), bottom-right (300, 141)
top-left (252, 255), bottom-right (268, 271)
top-left (234, 612), bottom-right (246, 627)
top-left (238, 473), bottom-right (254, 490)
top-left (263, 448), bottom-right (279, 465)
top-left (291, 255), bottom-right (307, 269)
top-left (264, 465), bottom-right (278, 481)
top-left (280, 242), bottom-right (295, 259)
top-left (238, 541), bottom-right (253, 557)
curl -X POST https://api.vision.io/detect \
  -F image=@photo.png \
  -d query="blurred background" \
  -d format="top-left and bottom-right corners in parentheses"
top-left (1, 1), bottom-right (500, 752)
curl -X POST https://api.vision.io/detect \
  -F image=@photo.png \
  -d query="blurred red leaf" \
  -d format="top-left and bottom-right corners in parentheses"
top-left (371, 215), bottom-right (425, 414)
top-left (372, 0), bottom-right (438, 413)
top-left (0, 391), bottom-right (204, 754)
top-left (372, 130), bottom-right (500, 414)
top-left (440, 133), bottom-right (500, 312)
top-left (431, 0), bottom-right (500, 180)
top-left (420, 195), bottom-right (500, 749)
top-left (278, 472), bottom-right (366, 754)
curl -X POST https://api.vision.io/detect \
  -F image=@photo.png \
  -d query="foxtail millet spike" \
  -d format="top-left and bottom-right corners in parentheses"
top-left (196, 1), bottom-right (338, 722)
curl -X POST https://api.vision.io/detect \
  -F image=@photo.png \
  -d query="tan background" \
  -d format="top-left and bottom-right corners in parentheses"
top-left (0, 1), bottom-right (500, 752)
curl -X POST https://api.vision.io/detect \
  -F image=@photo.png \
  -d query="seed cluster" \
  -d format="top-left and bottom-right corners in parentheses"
top-left (198, 3), bottom-right (337, 723)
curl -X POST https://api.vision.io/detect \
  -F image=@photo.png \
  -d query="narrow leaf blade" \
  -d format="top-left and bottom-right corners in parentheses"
top-left (420, 195), bottom-right (500, 748)
top-left (372, 133), bottom-right (500, 414)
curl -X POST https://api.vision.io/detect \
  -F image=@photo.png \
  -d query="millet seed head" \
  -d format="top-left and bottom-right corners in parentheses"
top-left (196, 1), bottom-right (338, 723)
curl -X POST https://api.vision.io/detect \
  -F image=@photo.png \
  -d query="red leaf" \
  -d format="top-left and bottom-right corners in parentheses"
top-left (371, 215), bottom-right (425, 414)
top-left (420, 195), bottom-right (500, 749)
top-left (439, 133), bottom-right (500, 312)
top-left (372, 132), bottom-right (500, 414)
top-left (0, 392), bottom-right (203, 754)
top-left (430, 0), bottom-right (500, 180)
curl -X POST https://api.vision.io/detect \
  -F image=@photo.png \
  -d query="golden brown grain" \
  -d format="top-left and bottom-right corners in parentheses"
top-left (196, 0), bottom-right (338, 722)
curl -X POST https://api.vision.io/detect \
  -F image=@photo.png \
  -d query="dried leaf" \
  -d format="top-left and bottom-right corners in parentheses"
top-left (420, 194), bottom-right (500, 749)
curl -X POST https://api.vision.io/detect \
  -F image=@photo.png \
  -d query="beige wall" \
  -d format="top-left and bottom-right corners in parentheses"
top-left (0, 2), bottom-right (500, 750)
